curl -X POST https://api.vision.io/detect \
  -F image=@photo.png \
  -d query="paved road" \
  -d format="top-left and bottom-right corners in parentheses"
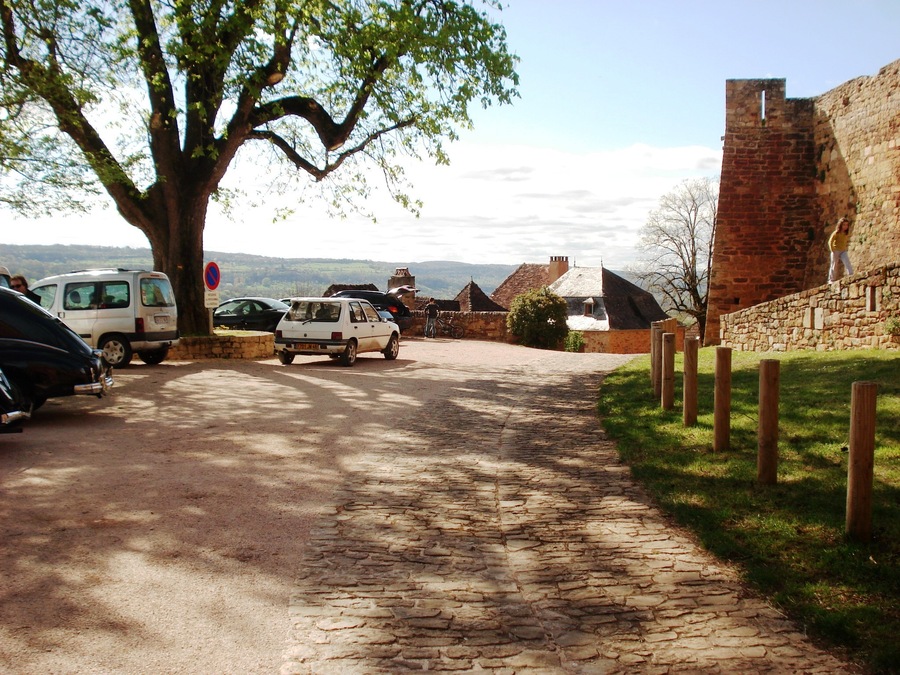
top-left (1, 339), bottom-right (852, 673)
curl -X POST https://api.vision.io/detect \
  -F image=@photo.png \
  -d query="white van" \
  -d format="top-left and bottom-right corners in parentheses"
top-left (32, 269), bottom-right (179, 367)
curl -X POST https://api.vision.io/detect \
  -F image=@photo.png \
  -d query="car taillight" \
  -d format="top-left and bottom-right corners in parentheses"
top-left (388, 306), bottom-right (398, 313)
top-left (331, 332), bottom-right (342, 340)
top-left (275, 330), bottom-right (283, 339)
top-left (135, 317), bottom-right (145, 334)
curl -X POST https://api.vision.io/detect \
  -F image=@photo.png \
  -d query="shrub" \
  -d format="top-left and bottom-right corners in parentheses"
top-left (506, 287), bottom-right (569, 349)
top-left (564, 331), bottom-right (584, 352)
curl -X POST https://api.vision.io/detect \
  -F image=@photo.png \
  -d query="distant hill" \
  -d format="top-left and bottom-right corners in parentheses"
top-left (0, 244), bottom-right (519, 300)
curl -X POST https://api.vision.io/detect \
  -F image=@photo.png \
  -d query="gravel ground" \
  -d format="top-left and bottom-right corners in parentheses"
top-left (1, 339), bottom-right (628, 673)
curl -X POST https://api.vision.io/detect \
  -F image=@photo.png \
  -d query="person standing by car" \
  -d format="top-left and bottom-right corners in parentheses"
top-left (10, 275), bottom-right (41, 304)
top-left (424, 298), bottom-right (440, 338)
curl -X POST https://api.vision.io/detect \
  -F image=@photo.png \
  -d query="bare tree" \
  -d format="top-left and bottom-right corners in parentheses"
top-left (632, 177), bottom-right (718, 342)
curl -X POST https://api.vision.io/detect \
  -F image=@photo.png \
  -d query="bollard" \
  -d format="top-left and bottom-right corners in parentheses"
top-left (713, 346), bottom-right (732, 452)
top-left (661, 332), bottom-right (675, 410)
top-left (650, 321), bottom-right (663, 396)
top-left (846, 381), bottom-right (878, 542)
top-left (757, 359), bottom-right (780, 484)
top-left (683, 337), bottom-right (699, 426)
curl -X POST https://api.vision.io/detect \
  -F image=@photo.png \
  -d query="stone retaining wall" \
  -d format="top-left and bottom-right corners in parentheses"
top-left (168, 332), bottom-right (275, 360)
top-left (720, 263), bottom-right (900, 351)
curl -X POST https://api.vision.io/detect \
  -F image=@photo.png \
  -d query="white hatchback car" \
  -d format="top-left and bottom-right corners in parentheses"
top-left (274, 297), bottom-right (400, 367)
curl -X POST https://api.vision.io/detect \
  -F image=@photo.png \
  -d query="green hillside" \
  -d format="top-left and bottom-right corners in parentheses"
top-left (1, 244), bottom-right (518, 300)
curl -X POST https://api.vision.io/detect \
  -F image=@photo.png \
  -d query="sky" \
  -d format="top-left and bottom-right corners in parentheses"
top-left (6, 0), bottom-right (900, 270)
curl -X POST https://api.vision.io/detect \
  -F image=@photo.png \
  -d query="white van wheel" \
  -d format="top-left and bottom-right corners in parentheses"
top-left (100, 334), bottom-right (133, 367)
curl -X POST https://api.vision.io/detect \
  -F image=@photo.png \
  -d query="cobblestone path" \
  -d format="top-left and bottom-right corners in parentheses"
top-left (282, 355), bottom-right (851, 674)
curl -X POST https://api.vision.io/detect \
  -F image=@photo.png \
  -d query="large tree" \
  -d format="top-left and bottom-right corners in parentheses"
top-left (0, 0), bottom-right (518, 334)
top-left (632, 177), bottom-right (718, 341)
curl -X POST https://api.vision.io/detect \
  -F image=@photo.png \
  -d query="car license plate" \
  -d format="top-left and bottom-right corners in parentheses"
top-left (155, 315), bottom-right (170, 325)
top-left (294, 342), bottom-right (319, 350)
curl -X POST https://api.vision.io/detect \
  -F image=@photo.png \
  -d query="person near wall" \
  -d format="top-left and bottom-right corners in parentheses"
top-left (423, 298), bottom-right (440, 338)
top-left (827, 217), bottom-right (854, 282)
top-left (10, 274), bottom-right (41, 304)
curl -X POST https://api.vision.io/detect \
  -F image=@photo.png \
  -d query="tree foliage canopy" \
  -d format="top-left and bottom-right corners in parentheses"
top-left (0, 0), bottom-right (518, 333)
top-left (632, 177), bottom-right (718, 340)
top-left (506, 287), bottom-right (568, 350)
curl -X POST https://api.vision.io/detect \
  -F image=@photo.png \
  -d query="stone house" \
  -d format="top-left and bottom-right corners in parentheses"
top-left (491, 256), bottom-right (677, 353)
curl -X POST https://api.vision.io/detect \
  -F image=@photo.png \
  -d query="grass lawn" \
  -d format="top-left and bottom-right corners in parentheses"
top-left (597, 348), bottom-right (899, 673)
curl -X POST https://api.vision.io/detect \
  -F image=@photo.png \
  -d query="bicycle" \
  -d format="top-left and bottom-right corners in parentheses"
top-left (435, 316), bottom-right (465, 339)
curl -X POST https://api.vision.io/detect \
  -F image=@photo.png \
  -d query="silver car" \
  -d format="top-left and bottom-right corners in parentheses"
top-left (274, 297), bottom-right (400, 367)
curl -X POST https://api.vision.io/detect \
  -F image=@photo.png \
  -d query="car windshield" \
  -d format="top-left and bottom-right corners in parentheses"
top-left (288, 300), bottom-right (341, 322)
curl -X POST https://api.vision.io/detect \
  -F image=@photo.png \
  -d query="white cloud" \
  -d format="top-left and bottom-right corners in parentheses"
top-left (7, 141), bottom-right (721, 269)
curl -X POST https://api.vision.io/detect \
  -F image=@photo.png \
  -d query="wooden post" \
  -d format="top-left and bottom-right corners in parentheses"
top-left (661, 332), bottom-right (675, 409)
top-left (846, 381), bottom-right (878, 542)
top-left (650, 321), bottom-right (663, 395)
top-left (663, 318), bottom-right (678, 349)
top-left (757, 359), bottom-right (780, 484)
top-left (713, 346), bottom-right (732, 452)
top-left (683, 336), bottom-right (699, 426)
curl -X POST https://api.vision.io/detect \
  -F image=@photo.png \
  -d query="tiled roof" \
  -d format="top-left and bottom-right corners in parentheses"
top-left (489, 263), bottom-right (552, 310)
top-left (455, 280), bottom-right (507, 312)
top-left (549, 266), bottom-right (669, 330)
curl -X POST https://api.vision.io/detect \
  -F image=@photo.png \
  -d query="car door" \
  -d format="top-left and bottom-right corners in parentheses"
top-left (346, 301), bottom-right (375, 351)
top-left (58, 281), bottom-right (100, 346)
top-left (361, 301), bottom-right (390, 349)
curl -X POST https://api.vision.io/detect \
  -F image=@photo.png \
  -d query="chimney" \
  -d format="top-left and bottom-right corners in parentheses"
top-left (549, 256), bottom-right (569, 283)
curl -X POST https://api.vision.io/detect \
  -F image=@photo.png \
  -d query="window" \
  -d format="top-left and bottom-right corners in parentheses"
top-left (64, 282), bottom-right (98, 310)
top-left (140, 278), bottom-right (175, 307)
top-left (99, 281), bottom-right (129, 308)
top-left (33, 284), bottom-right (57, 311)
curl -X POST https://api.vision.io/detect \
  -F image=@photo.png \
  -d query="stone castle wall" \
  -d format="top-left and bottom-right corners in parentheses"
top-left (707, 59), bottom-right (900, 346)
top-left (720, 263), bottom-right (899, 352)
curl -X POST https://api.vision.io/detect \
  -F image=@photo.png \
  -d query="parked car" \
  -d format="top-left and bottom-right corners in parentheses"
top-left (31, 268), bottom-right (179, 367)
top-left (275, 297), bottom-right (400, 367)
top-left (0, 287), bottom-right (113, 411)
top-left (213, 297), bottom-right (289, 332)
top-left (330, 289), bottom-right (413, 332)
top-left (0, 366), bottom-right (29, 432)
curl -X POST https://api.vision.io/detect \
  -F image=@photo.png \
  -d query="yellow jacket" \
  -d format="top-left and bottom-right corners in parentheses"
top-left (828, 229), bottom-right (849, 252)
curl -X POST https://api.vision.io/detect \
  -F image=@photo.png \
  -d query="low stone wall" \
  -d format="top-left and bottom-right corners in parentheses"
top-left (410, 311), bottom-right (512, 342)
top-left (582, 327), bottom-right (685, 354)
top-left (720, 263), bottom-right (900, 352)
top-left (168, 332), bottom-right (275, 360)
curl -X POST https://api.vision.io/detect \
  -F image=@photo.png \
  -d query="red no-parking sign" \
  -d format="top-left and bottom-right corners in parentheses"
top-left (204, 262), bottom-right (221, 309)
top-left (204, 261), bottom-right (221, 291)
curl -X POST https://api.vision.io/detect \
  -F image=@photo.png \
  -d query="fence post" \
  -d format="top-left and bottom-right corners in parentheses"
top-left (713, 346), bottom-right (732, 452)
top-left (757, 359), bottom-right (780, 484)
top-left (650, 321), bottom-right (663, 396)
top-left (661, 332), bottom-right (675, 410)
top-left (846, 381), bottom-right (878, 542)
top-left (683, 336), bottom-right (699, 426)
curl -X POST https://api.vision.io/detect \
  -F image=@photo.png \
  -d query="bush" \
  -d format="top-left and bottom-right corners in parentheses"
top-left (506, 287), bottom-right (569, 349)
top-left (564, 331), bottom-right (584, 352)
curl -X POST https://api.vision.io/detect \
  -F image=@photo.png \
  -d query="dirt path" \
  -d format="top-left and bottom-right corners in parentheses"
top-left (0, 340), bottom-right (851, 673)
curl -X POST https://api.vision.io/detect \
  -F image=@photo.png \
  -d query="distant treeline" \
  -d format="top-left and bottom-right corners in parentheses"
top-left (1, 244), bottom-right (518, 300)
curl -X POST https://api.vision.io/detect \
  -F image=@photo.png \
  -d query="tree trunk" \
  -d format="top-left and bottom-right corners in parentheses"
top-left (143, 192), bottom-right (212, 336)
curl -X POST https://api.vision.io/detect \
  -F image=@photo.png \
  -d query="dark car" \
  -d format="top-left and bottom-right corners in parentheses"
top-left (0, 287), bottom-right (113, 410)
top-left (213, 297), bottom-right (289, 332)
top-left (330, 289), bottom-right (413, 332)
top-left (0, 366), bottom-right (29, 432)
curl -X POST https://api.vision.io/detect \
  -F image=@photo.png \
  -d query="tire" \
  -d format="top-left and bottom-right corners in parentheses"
top-left (277, 350), bottom-right (295, 365)
top-left (450, 325), bottom-right (465, 339)
top-left (138, 347), bottom-right (169, 365)
top-left (99, 334), bottom-right (133, 367)
top-left (382, 334), bottom-right (400, 360)
top-left (340, 340), bottom-right (357, 367)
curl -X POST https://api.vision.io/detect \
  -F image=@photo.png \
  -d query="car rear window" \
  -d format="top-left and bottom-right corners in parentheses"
top-left (140, 278), bottom-right (175, 307)
top-left (288, 301), bottom-right (341, 322)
